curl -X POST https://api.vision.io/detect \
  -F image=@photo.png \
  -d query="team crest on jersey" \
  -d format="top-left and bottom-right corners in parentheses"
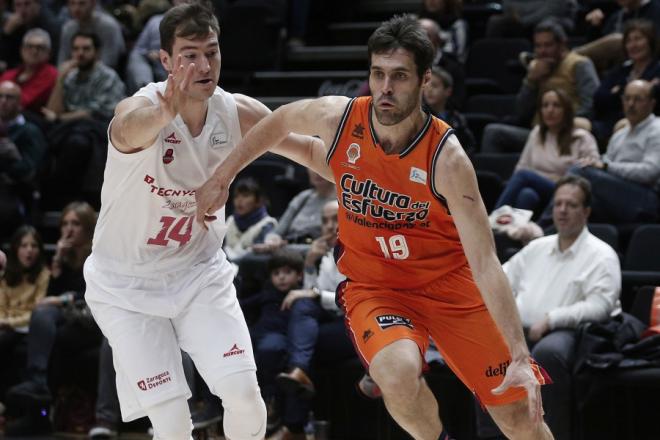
top-left (162, 148), bottom-right (174, 164)
top-left (347, 143), bottom-right (361, 164)
top-left (409, 167), bottom-right (427, 185)
top-left (376, 314), bottom-right (413, 330)
top-left (211, 132), bottom-right (227, 148)
top-left (165, 132), bottom-right (181, 144)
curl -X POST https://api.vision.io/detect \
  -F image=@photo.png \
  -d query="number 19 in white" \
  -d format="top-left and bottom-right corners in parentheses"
top-left (375, 235), bottom-right (409, 259)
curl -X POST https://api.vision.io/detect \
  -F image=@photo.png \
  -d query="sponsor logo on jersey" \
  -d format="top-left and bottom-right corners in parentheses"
top-left (409, 167), bottom-right (427, 185)
top-left (351, 123), bottom-right (365, 139)
top-left (211, 132), bottom-right (227, 148)
top-left (223, 343), bottom-right (245, 358)
top-left (165, 132), bottom-right (181, 144)
top-left (136, 370), bottom-right (172, 391)
top-left (485, 361), bottom-right (511, 378)
top-left (144, 174), bottom-right (196, 197)
top-left (163, 148), bottom-right (174, 164)
top-left (362, 329), bottom-right (374, 342)
top-left (376, 314), bottom-right (413, 330)
top-left (339, 173), bottom-right (431, 226)
top-left (347, 143), bottom-right (361, 164)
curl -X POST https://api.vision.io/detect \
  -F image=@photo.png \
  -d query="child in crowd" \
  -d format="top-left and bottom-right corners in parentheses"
top-left (223, 177), bottom-right (277, 262)
top-left (239, 249), bottom-right (304, 435)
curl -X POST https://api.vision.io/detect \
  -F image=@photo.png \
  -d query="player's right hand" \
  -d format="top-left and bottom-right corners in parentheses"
top-left (157, 55), bottom-right (195, 121)
top-left (195, 173), bottom-right (230, 230)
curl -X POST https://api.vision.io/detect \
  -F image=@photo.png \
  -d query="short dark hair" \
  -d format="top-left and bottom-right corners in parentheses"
top-left (71, 30), bottom-right (101, 50)
top-left (160, 2), bottom-right (220, 55)
top-left (623, 19), bottom-right (657, 56)
top-left (368, 14), bottom-right (435, 79)
top-left (534, 19), bottom-right (568, 44)
top-left (430, 66), bottom-right (453, 88)
top-left (4, 225), bottom-right (45, 287)
top-left (554, 175), bottom-right (592, 207)
top-left (232, 177), bottom-right (264, 200)
top-left (267, 249), bottom-right (304, 275)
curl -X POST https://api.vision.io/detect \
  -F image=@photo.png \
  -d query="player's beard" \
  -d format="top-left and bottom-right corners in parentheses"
top-left (373, 93), bottom-right (419, 126)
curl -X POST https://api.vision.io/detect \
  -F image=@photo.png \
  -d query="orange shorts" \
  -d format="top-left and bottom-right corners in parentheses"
top-left (338, 265), bottom-right (546, 406)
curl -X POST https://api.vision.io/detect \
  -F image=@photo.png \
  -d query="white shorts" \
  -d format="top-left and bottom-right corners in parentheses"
top-left (84, 252), bottom-right (255, 422)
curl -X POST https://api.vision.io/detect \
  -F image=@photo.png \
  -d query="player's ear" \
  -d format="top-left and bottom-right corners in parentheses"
top-left (160, 49), bottom-right (172, 73)
top-left (421, 68), bottom-right (432, 88)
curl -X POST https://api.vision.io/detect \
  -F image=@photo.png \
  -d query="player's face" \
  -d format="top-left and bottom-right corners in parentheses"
top-left (165, 31), bottom-right (221, 101)
top-left (553, 184), bottom-right (590, 238)
top-left (369, 48), bottom-right (428, 126)
top-left (232, 192), bottom-right (259, 216)
top-left (61, 211), bottom-right (85, 246)
top-left (17, 233), bottom-right (40, 269)
top-left (270, 266), bottom-right (301, 293)
top-left (320, 203), bottom-right (339, 248)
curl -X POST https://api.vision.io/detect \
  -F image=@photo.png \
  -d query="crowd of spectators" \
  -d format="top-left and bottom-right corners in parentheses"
top-left (1, 0), bottom-right (660, 438)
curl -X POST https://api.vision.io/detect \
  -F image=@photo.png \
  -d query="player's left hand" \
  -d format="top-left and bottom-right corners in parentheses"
top-left (195, 174), bottom-right (229, 230)
top-left (491, 357), bottom-right (544, 424)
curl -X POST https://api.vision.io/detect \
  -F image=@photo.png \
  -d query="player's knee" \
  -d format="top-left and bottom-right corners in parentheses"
top-left (370, 355), bottom-right (421, 398)
top-left (146, 396), bottom-right (193, 440)
top-left (211, 370), bottom-right (266, 440)
top-left (490, 400), bottom-right (538, 439)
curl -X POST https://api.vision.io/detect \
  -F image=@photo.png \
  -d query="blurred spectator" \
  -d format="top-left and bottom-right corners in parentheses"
top-left (418, 0), bottom-right (468, 63)
top-left (417, 17), bottom-right (465, 109)
top-left (6, 202), bottom-right (99, 436)
top-left (240, 249), bottom-right (304, 437)
top-left (423, 66), bottom-right (476, 154)
top-left (42, 31), bottom-right (124, 207)
top-left (0, 226), bottom-right (49, 399)
top-left (224, 177), bottom-right (278, 262)
top-left (579, 0), bottom-right (660, 72)
top-left (273, 200), bottom-right (354, 440)
top-left (495, 88), bottom-right (599, 216)
top-left (57, 0), bottom-right (125, 69)
top-left (0, 80), bottom-right (48, 237)
top-left (482, 19), bottom-right (599, 153)
top-left (485, 0), bottom-right (577, 37)
top-left (124, 0), bottom-right (187, 93)
top-left (567, 79), bottom-right (660, 223)
top-left (253, 170), bottom-right (335, 254)
top-left (0, 28), bottom-right (57, 114)
top-left (592, 19), bottom-right (660, 144)
top-left (500, 175), bottom-right (621, 439)
top-left (0, 0), bottom-right (60, 70)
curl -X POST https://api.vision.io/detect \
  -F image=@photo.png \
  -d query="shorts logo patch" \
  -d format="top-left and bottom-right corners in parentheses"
top-left (485, 361), bottom-right (511, 378)
top-left (223, 343), bottom-right (245, 358)
top-left (376, 314), bottom-right (413, 330)
top-left (136, 370), bottom-right (171, 391)
top-left (363, 329), bottom-right (374, 342)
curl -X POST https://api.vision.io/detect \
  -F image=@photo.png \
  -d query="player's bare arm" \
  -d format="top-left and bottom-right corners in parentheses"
top-left (195, 95), bottom-right (349, 227)
top-left (435, 136), bottom-right (543, 422)
top-left (110, 57), bottom-right (195, 153)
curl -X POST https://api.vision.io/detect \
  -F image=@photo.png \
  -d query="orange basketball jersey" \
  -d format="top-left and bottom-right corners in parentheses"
top-left (327, 96), bottom-right (469, 289)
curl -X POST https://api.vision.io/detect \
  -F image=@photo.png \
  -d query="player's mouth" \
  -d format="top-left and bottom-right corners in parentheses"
top-left (195, 78), bottom-right (214, 85)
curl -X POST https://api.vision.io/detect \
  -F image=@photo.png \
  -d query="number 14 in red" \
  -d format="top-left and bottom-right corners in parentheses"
top-left (147, 216), bottom-right (194, 247)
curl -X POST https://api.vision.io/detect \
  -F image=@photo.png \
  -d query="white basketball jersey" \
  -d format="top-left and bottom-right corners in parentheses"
top-left (91, 82), bottom-right (241, 276)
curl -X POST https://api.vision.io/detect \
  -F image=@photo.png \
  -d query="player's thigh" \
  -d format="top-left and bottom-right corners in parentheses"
top-left (172, 275), bottom-right (255, 384)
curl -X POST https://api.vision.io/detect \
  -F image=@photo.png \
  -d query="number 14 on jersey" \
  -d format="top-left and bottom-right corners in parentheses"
top-left (147, 216), bottom-right (194, 247)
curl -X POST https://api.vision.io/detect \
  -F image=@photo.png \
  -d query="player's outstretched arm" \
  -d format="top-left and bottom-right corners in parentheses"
top-left (434, 136), bottom-right (543, 422)
top-left (110, 57), bottom-right (195, 153)
top-left (195, 95), bottom-right (348, 228)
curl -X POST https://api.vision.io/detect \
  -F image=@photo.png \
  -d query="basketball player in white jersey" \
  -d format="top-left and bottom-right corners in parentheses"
top-left (83, 3), bottom-right (319, 439)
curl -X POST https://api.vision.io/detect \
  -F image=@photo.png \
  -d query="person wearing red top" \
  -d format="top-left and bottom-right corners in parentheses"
top-left (197, 14), bottom-right (555, 440)
top-left (0, 28), bottom-right (57, 113)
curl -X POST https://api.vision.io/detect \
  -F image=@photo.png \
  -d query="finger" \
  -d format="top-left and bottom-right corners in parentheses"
top-left (491, 379), bottom-right (510, 395)
top-left (180, 63), bottom-right (195, 91)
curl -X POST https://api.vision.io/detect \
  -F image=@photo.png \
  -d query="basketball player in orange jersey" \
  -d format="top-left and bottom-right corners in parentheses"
top-left (196, 15), bottom-right (554, 440)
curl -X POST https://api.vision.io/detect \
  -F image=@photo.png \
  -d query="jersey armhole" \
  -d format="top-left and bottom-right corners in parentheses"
top-left (325, 97), bottom-right (356, 165)
top-left (430, 128), bottom-right (455, 203)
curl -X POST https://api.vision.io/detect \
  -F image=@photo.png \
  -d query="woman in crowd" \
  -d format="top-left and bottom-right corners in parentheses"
top-left (495, 88), bottom-right (599, 216)
top-left (0, 226), bottom-right (49, 398)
